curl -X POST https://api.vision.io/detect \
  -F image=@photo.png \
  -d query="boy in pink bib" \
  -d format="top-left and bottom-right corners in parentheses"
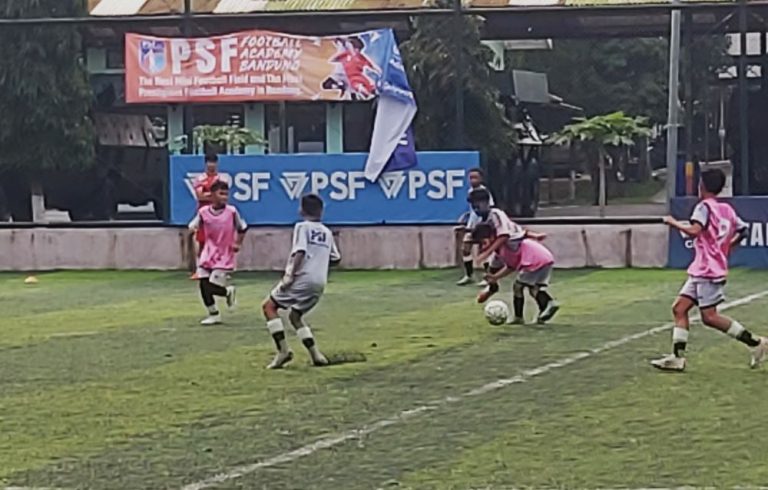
top-left (188, 181), bottom-right (247, 325)
top-left (652, 168), bottom-right (766, 372)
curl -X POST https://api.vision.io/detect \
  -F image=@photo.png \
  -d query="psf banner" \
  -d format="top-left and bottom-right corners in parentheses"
top-left (668, 197), bottom-right (768, 269)
top-left (125, 29), bottom-right (409, 104)
top-left (169, 152), bottom-right (478, 226)
top-left (125, 28), bottom-right (417, 181)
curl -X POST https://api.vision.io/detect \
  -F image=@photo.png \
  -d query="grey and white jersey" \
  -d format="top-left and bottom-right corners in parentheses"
top-left (287, 220), bottom-right (341, 288)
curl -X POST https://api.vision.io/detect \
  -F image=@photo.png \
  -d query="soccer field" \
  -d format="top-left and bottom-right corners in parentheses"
top-left (2, 269), bottom-right (768, 489)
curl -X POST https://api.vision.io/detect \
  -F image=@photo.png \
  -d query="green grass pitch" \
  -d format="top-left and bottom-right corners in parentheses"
top-left (2, 269), bottom-right (768, 489)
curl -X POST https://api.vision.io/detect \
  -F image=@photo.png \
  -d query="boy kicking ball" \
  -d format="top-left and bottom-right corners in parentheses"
top-left (652, 168), bottom-right (768, 372)
top-left (262, 194), bottom-right (341, 369)
top-left (188, 181), bottom-right (247, 325)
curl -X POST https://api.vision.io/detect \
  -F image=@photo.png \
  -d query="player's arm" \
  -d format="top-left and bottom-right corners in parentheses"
top-left (232, 209), bottom-right (248, 253)
top-left (730, 217), bottom-right (750, 250)
top-left (486, 265), bottom-right (513, 284)
top-left (663, 215), bottom-right (703, 238)
top-left (195, 184), bottom-right (212, 203)
top-left (525, 230), bottom-right (547, 241)
top-left (282, 224), bottom-right (308, 287)
top-left (476, 234), bottom-right (509, 263)
top-left (329, 233), bottom-right (342, 266)
top-left (188, 211), bottom-right (202, 233)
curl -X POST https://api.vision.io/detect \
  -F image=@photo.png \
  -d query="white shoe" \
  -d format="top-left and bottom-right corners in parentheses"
top-left (226, 286), bottom-right (237, 310)
top-left (267, 350), bottom-right (294, 369)
top-left (477, 279), bottom-right (489, 287)
top-left (537, 301), bottom-right (561, 324)
top-left (456, 276), bottom-right (473, 286)
top-left (507, 316), bottom-right (525, 325)
top-left (750, 337), bottom-right (768, 369)
top-left (650, 354), bottom-right (686, 372)
top-left (200, 313), bottom-right (222, 326)
top-left (310, 350), bottom-right (329, 367)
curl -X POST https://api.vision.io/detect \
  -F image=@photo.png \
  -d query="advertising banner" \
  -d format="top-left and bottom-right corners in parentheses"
top-left (125, 29), bottom-right (411, 104)
top-left (170, 152), bottom-right (479, 226)
top-left (668, 197), bottom-right (768, 269)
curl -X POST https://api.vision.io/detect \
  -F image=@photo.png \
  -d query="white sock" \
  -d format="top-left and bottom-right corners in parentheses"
top-left (266, 318), bottom-right (288, 353)
top-left (296, 325), bottom-right (320, 355)
top-left (672, 327), bottom-right (689, 344)
top-left (727, 321), bottom-right (746, 339)
top-left (207, 305), bottom-right (218, 315)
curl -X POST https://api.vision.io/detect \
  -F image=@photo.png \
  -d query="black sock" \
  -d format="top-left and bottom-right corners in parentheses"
top-left (513, 296), bottom-right (524, 319)
top-left (272, 331), bottom-right (286, 350)
top-left (737, 330), bottom-right (761, 347)
top-left (463, 259), bottom-right (474, 277)
top-left (673, 341), bottom-right (687, 357)
top-left (535, 290), bottom-right (553, 312)
top-left (302, 337), bottom-right (316, 349)
top-left (199, 280), bottom-right (216, 310)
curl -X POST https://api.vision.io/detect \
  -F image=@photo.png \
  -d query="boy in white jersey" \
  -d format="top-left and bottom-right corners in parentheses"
top-left (457, 168), bottom-right (495, 286)
top-left (262, 194), bottom-right (341, 369)
top-left (652, 169), bottom-right (767, 371)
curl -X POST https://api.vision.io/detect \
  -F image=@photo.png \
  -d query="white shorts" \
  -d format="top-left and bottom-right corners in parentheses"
top-left (679, 277), bottom-right (726, 309)
top-left (517, 265), bottom-right (553, 288)
top-left (196, 268), bottom-right (231, 288)
top-left (270, 281), bottom-right (324, 314)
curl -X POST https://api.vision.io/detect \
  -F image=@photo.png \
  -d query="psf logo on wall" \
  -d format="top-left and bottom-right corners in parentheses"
top-left (139, 39), bottom-right (167, 75)
top-left (184, 169), bottom-right (465, 202)
top-left (172, 152), bottom-right (479, 225)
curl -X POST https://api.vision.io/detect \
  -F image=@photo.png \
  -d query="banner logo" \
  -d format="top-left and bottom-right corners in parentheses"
top-left (280, 172), bottom-right (309, 200)
top-left (378, 172), bottom-right (406, 199)
top-left (139, 39), bottom-right (167, 75)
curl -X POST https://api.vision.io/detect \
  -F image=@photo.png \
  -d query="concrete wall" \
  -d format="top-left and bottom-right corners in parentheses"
top-left (0, 224), bottom-right (669, 271)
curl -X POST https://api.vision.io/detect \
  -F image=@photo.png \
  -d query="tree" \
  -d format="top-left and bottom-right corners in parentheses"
top-left (551, 112), bottom-right (652, 215)
top-left (400, 3), bottom-right (515, 169)
top-left (171, 126), bottom-right (266, 155)
top-left (508, 36), bottom-right (730, 126)
top-left (0, 0), bottom-right (95, 220)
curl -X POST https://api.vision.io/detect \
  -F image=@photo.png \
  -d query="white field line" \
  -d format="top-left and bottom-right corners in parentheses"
top-left (181, 289), bottom-right (768, 490)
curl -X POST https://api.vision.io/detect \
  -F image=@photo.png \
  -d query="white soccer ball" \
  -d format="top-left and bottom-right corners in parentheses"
top-left (484, 300), bottom-right (509, 326)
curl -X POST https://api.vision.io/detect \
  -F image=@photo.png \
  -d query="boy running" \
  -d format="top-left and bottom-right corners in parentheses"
top-left (262, 194), bottom-right (341, 369)
top-left (188, 181), bottom-right (247, 325)
top-left (190, 154), bottom-right (221, 279)
top-left (652, 168), bottom-right (767, 372)
top-left (457, 168), bottom-right (495, 286)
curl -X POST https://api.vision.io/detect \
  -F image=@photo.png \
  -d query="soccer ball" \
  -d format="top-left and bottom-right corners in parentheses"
top-left (484, 300), bottom-right (509, 326)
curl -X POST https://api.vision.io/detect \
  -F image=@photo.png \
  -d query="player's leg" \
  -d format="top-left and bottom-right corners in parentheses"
top-left (651, 280), bottom-right (696, 371)
top-left (457, 233), bottom-right (474, 286)
top-left (697, 281), bottom-right (768, 368)
top-left (262, 294), bottom-right (294, 369)
top-left (199, 277), bottom-right (222, 325)
top-left (288, 307), bottom-right (328, 367)
top-left (209, 270), bottom-right (236, 310)
top-left (520, 266), bottom-right (559, 324)
top-left (509, 280), bottom-right (526, 325)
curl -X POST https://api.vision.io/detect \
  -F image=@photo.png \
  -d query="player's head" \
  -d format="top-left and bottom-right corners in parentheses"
top-left (468, 168), bottom-right (484, 189)
top-left (468, 187), bottom-right (492, 219)
top-left (471, 222), bottom-right (495, 250)
top-left (300, 193), bottom-right (324, 220)
top-left (699, 168), bottom-right (727, 197)
top-left (205, 153), bottom-right (219, 175)
top-left (348, 37), bottom-right (364, 52)
top-left (210, 180), bottom-right (229, 207)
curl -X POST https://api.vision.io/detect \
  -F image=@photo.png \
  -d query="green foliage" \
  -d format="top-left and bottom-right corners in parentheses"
top-left (400, 7), bottom-right (515, 162)
top-left (171, 125), bottom-right (267, 155)
top-left (551, 112), bottom-right (652, 148)
top-left (0, 0), bottom-right (94, 172)
top-left (509, 37), bottom-right (730, 124)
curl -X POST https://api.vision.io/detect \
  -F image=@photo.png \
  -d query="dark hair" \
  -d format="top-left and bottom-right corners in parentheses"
top-left (301, 193), bottom-right (324, 217)
top-left (468, 187), bottom-right (491, 204)
top-left (700, 168), bottom-right (726, 195)
top-left (468, 167), bottom-right (484, 178)
top-left (211, 180), bottom-right (229, 193)
top-left (348, 37), bottom-right (364, 51)
top-left (471, 222), bottom-right (494, 242)
top-left (205, 153), bottom-right (219, 164)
